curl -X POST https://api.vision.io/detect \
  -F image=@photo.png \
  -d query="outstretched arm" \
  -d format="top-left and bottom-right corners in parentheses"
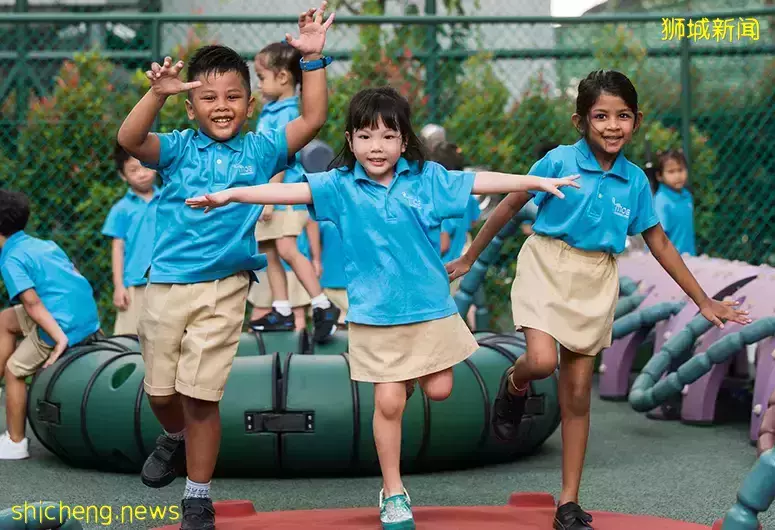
top-left (283, 2), bottom-right (335, 157)
top-left (642, 224), bottom-right (751, 328)
top-left (186, 183), bottom-right (312, 213)
top-left (472, 172), bottom-right (579, 198)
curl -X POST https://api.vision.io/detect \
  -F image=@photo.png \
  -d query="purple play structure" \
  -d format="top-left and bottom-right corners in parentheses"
top-left (601, 251), bottom-right (775, 444)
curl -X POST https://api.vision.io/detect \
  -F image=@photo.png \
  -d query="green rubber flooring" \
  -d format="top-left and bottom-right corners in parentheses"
top-left (0, 380), bottom-right (771, 530)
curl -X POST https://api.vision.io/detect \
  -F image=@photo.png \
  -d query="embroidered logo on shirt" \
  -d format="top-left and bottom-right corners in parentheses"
top-left (233, 164), bottom-right (254, 176)
top-left (401, 191), bottom-right (423, 208)
top-left (612, 197), bottom-right (631, 219)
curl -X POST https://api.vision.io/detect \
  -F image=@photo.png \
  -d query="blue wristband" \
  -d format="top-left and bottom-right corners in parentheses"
top-left (299, 56), bottom-right (333, 71)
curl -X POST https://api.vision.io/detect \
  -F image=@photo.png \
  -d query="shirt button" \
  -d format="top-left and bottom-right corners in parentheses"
top-left (598, 193), bottom-right (603, 198)
top-left (217, 159), bottom-right (222, 164)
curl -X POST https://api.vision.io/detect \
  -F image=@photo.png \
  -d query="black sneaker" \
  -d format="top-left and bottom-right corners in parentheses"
top-left (492, 367), bottom-right (529, 442)
top-left (181, 498), bottom-right (215, 530)
top-left (554, 502), bottom-right (594, 530)
top-left (141, 434), bottom-right (185, 488)
top-left (249, 309), bottom-right (295, 332)
top-left (312, 304), bottom-right (341, 342)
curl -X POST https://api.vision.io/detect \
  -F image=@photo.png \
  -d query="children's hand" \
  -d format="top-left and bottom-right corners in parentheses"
top-left (146, 57), bottom-right (202, 98)
top-left (538, 174), bottom-right (581, 199)
top-left (259, 205), bottom-right (274, 222)
top-left (699, 298), bottom-right (753, 329)
top-left (185, 190), bottom-right (234, 213)
top-left (445, 255), bottom-right (473, 282)
top-left (285, 1), bottom-right (335, 58)
top-left (43, 337), bottom-right (69, 369)
top-left (113, 287), bottom-right (130, 311)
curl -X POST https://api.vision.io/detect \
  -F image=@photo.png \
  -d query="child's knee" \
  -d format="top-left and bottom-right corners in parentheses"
top-left (419, 370), bottom-right (453, 401)
top-left (182, 395), bottom-right (220, 422)
top-left (561, 380), bottom-right (592, 416)
top-left (374, 384), bottom-right (406, 420)
top-left (523, 348), bottom-right (558, 379)
top-left (0, 307), bottom-right (21, 335)
top-left (276, 238), bottom-right (300, 261)
top-left (148, 394), bottom-right (179, 410)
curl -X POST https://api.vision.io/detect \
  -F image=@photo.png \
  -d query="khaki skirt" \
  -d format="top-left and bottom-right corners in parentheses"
top-left (255, 208), bottom-right (309, 242)
top-left (511, 234), bottom-right (619, 356)
top-left (348, 313), bottom-right (479, 383)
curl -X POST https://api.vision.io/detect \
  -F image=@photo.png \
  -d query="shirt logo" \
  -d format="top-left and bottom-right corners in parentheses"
top-left (612, 197), bottom-right (631, 219)
top-left (401, 191), bottom-right (423, 208)
top-left (233, 164), bottom-right (254, 176)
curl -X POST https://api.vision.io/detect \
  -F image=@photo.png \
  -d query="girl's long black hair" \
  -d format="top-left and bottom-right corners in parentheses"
top-left (329, 87), bottom-right (427, 171)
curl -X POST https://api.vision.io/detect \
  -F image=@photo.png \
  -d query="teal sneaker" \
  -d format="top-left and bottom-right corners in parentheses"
top-left (379, 488), bottom-right (415, 530)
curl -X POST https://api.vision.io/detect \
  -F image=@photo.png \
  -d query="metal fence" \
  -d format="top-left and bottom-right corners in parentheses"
top-left (0, 7), bottom-right (773, 330)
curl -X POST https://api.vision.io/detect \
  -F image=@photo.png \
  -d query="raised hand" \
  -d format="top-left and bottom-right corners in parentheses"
top-left (185, 191), bottom-right (233, 214)
top-left (146, 56), bottom-right (202, 98)
top-left (285, 1), bottom-right (336, 57)
top-left (699, 298), bottom-right (753, 329)
top-left (539, 174), bottom-right (581, 199)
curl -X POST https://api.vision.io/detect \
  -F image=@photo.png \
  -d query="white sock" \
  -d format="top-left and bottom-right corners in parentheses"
top-left (272, 300), bottom-right (292, 317)
top-left (184, 477), bottom-right (211, 499)
top-left (165, 429), bottom-right (185, 441)
top-left (310, 293), bottom-right (331, 310)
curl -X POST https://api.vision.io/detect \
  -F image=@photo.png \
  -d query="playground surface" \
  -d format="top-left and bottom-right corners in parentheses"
top-left (0, 377), bottom-right (770, 530)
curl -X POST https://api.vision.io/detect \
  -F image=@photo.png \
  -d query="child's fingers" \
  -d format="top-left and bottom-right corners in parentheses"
top-left (323, 12), bottom-right (336, 29)
top-left (181, 80), bottom-right (203, 91)
top-left (548, 187), bottom-right (565, 199)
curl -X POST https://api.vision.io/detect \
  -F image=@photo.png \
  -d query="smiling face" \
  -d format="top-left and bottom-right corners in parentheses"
top-left (573, 92), bottom-right (642, 163)
top-left (185, 70), bottom-right (255, 141)
top-left (658, 156), bottom-right (688, 190)
top-left (346, 117), bottom-right (407, 181)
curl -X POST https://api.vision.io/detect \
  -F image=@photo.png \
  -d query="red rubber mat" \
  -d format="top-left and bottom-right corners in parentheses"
top-left (154, 492), bottom-right (716, 529)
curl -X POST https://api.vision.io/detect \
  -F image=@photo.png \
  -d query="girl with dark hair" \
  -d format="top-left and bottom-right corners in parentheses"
top-left (186, 85), bottom-right (580, 530)
top-left (445, 70), bottom-right (750, 530)
top-left (250, 40), bottom-right (342, 340)
top-left (653, 149), bottom-right (696, 255)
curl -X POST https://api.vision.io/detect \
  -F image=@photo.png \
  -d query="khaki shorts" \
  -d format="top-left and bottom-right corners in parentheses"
top-left (511, 234), bottom-right (619, 356)
top-left (255, 208), bottom-right (309, 242)
top-left (114, 285), bottom-right (146, 336)
top-left (323, 288), bottom-right (348, 324)
top-left (138, 272), bottom-right (250, 402)
top-left (6, 305), bottom-right (54, 378)
top-left (348, 313), bottom-right (478, 383)
top-left (247, 270), bottom-right (311, 308)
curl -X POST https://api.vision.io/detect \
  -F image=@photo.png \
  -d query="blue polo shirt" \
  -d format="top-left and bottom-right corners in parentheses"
top-left (441, 195), bottom-right (480, 263)
top-left (304, 158), bottom-right (475, 325)
top-left (101, 187), bottom-right (160, 287)
top-left (655, 183), bottom-right (696, 256)
top-left (256, 97), bottom-right (305, 212)
top-left (528, 139), bottom-right (659, 254)
top-left (0, 231), bottom-right (100, 346)
top-left (319, 221), bottom-right (346, 289)
top-left (143, 128), bottom-right (289, 283)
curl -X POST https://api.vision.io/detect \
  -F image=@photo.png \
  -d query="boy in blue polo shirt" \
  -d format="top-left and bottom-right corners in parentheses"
top-left (446, 70), bottom-right (750, 529)
top-left (102, 142), bottom-right (160, 335)
top-left (0, 189), bottom-right (101, 460)
top-left (115, 5), bottom-right (334, 528)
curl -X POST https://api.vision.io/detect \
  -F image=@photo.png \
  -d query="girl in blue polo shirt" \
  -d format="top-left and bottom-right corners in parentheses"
top-left (186, 86), bottom-right (580, 530)
top-left (651, 149), bottom-right (696, 255)
top-left (445, 70), bottom-right (751, 530)
top-left (251, 40), bottom-right (341, 338)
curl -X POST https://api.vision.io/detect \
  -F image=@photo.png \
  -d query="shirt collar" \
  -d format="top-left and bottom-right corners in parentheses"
top-left (353, 157), bottom-right (413, 182)
top-left (125, 185), bottom-right (161, 202)
top-left (262, 96), bottom-right (299, 114)
top-left (193, 129), bottom-right (244, 152)
top-left (658, 183), bottom-right (690, 199)
top-left (1, 230), bottom-right (27, 260)
top-left (574, 138), bottom-right (629, 181)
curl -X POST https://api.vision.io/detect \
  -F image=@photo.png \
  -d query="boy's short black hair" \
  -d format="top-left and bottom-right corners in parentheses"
top-left (187, 44), bottom-right (251, 93)
top-left (430, 141), bottom-right (466, 171)
top-left (0, 189), bottom-right (30, 237)
top-left (114, 141), bottom-right (131, 175)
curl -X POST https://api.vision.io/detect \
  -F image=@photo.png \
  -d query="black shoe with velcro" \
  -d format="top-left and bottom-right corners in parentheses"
top-left (141, 434), bottom-right (186, 488)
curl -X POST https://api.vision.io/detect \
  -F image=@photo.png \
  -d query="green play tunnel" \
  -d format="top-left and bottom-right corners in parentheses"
top-left (27, 332), bottom-right (559, 476)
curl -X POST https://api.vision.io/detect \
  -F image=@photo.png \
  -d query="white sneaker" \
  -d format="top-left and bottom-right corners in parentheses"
top-left (0, 431), bottom-right (29, 460)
